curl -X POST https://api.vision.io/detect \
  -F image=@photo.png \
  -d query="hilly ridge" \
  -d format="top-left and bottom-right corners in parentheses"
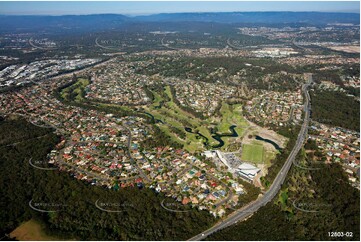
top-left (0, 11), bottom-right (359, 33)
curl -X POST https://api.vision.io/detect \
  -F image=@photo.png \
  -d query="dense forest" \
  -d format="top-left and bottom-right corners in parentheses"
top-left (0, 117), bottom-right (216, 240)
top-left (310, 89), bottom-right (360, 131)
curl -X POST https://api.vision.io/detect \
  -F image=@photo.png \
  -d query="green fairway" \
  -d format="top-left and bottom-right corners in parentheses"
top-left (144, 85), bottom-right (249, 152)
top-left (58, 79), bottom-right (251, 153)
top-left (96, 101), bottom-right (132, 110)
top-left (60, 78), bottom-right (89, 102)
top-left (218, 103), bottom-right (247, 133)
top-left (60, 80), bottom-right (251, 153)
top-left (241, 143), bottom-right (264, 163)
top-left (150, 91), bottom-right (163, 108)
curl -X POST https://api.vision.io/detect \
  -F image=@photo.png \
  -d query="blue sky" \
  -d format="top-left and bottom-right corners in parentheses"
top-left (0, 1), bottom-right (359, 15)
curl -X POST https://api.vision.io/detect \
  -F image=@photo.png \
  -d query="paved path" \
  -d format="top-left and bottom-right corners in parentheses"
top-left (124, 126), bottom-right (151, 183)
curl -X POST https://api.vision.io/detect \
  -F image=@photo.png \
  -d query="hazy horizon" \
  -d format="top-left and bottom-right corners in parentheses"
top-left (0, 1), bottom-right (359, 16)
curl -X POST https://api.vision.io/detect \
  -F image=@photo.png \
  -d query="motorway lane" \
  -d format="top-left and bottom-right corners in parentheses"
top-left (188, 75), bottom-right (312, 241)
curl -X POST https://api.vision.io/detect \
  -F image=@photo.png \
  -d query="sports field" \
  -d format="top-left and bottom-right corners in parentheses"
top-left (241, 143), bottom-right (264, 163)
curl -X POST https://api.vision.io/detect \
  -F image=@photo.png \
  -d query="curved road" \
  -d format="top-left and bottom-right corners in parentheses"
top-left (124, 126), bottom-right (151, 183)
top-left (188, 74), bottom-right (312, 241)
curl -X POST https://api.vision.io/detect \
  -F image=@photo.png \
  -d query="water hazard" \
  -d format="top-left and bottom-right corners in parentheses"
top-left (185, 125), bottom-right (238, 148)
top-left (255, 135), bottom-right (282, 151)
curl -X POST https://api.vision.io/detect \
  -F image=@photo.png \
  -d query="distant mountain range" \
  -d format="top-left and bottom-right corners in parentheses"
top-left (134, 11), bottom-right (360, 24)
top-left (0, 11), bottom-right (359, 33)
top-left (0, 14), bottom-right (130, 32)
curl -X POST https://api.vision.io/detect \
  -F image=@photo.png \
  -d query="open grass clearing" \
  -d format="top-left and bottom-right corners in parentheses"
top-left (60, 78), bottom-right (89, 102)
top-left (241, 143), bottom-right (264, 164)
top-left (145, 86), bottom-right (251, 152)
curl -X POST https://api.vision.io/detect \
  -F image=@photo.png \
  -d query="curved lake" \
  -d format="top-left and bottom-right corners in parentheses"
top-left (141, 112), bottom-right (164, 124)
top-left (142, 112), bottom-right (240, 149)
top-left (255, 135), bottom-right (282, 151)
top-left (185, 125), bottom-right (238, 149)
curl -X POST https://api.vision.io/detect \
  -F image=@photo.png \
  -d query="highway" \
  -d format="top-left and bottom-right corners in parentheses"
top-left (188, 74), bottom-right (312, 241)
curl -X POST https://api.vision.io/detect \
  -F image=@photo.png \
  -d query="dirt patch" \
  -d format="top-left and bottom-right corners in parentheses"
top-left (10, 219), bottom-right (59, 241)
top-left (253, 164), bottom-right (266, 190)
top-left (242, 119), bottom-right (288, 149)
top-left (327, 45), bottom-right (360, 53)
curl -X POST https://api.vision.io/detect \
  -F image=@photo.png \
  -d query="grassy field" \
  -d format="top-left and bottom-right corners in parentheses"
top-left (218, 103), bottom-right (248, 134)
top-left (263, 149), bottom-right (278, 166)
top-left (59, 78), bottom-right (134, 116)
top-left (151, 91), bottom-right (163, 108)
top-left (241, 143), bottom-right (264, 163)
top-left (10, 219), bottom-right (59, 241)
top-left (216, 102), bottom-right (248, 150)
top-left (60, 80), bottom-right (251, 153)
top-left (60, 78), bottom-right (89, 102)
top-left (144, 86), bottom-right (249, 152)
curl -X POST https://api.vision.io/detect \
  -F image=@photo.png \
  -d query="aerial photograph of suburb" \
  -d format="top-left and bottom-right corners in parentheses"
top-left (0, 0), bottom-right (359, 241)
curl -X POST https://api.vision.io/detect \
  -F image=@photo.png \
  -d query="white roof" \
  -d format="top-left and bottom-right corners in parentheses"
top-left (238, 163), bottom-right (260, 176)
top-left (238, 163), bottom-right (257, 170)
